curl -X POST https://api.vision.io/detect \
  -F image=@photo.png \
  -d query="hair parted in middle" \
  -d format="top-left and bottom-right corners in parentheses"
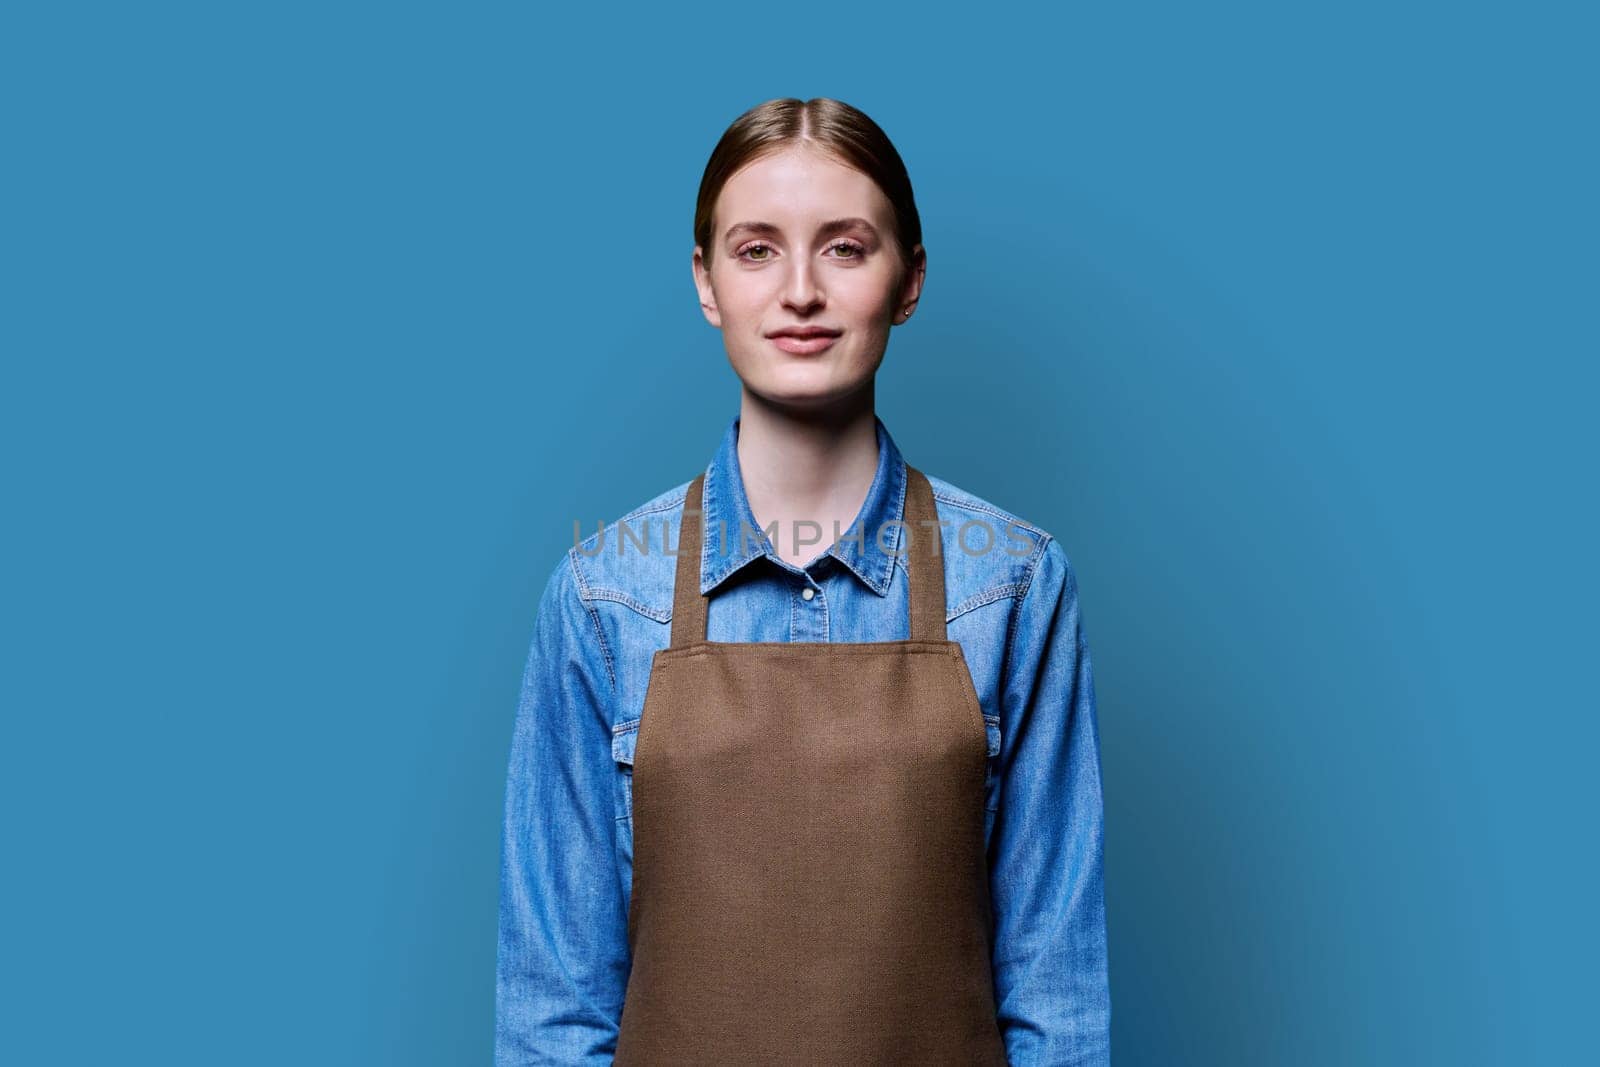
top-left (693, 98), bottom-right (923, 279)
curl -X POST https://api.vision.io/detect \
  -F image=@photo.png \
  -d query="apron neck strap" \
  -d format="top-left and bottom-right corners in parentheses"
top-left (669, 464), bottom-right (947, 647)
top-left (902, 465), bottom-right (948, 642)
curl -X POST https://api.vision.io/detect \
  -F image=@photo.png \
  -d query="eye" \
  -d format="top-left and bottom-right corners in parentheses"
top-left (736, 241), bottom-right (775, 261)
top-left (828, 240), bottom-right (866, 259)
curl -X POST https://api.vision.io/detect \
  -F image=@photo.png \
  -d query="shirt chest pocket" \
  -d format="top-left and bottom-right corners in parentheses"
top-left (612, 719), bottom-right (639, 822)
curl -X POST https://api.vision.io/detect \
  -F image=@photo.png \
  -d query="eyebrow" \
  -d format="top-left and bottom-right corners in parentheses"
top-left (722, 217), bottom-right (880, 243)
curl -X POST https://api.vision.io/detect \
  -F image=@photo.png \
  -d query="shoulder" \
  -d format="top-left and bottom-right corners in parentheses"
top-left (560, 477), bottom-right (695, 623)
top-left (920, 471), bottom-right (1066, 622)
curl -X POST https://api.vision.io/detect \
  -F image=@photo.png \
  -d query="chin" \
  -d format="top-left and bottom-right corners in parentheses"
top-left (743, 370), bottom-right (874, 411)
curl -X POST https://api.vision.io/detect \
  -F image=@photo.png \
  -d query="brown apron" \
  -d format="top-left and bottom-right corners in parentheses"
top-left (614, 465), bottom-right (1009, 1065)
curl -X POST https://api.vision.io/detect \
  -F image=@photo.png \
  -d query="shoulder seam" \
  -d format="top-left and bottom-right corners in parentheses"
top-left (574, 481), bottom-right (692, 554)
top-left (930, 487), bottom-right (1050, 541)
top-left (998, 531), bottom-right (1055, 687)
top-left (1015, 529), bottom-right (1055, 603)
top-left (616, 481), bottom-right (692, 523)
top-left (564, 547), bottom-right (617, 694)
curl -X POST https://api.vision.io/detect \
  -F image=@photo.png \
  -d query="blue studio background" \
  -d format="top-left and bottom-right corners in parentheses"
top-left (4, 2), bottom-right (1593, 1063)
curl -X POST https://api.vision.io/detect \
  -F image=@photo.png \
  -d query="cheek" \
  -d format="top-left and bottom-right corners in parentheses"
top-left (839, 278), bottom-right (899, 322)
top-left (710, 264), bottom-right (771, 314)
top-left (729, 290), bottom-right (774, 323)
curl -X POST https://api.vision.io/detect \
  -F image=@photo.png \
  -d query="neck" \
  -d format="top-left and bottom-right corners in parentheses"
top-left (734, 386), bottom-right (880, 568)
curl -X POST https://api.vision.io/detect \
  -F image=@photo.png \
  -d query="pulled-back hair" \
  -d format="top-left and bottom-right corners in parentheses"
top-left (693, 98), bottom-right (922, 275)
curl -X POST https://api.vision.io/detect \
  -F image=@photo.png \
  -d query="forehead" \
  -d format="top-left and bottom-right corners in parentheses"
top-left (715, 145), bottom-right (894, 235)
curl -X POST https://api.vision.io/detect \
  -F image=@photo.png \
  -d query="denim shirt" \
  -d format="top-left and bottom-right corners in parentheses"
top-left (497, 414), bottom-right (1110, 1065)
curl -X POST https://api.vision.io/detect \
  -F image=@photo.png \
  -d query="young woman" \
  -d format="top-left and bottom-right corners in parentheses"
top-left (497, 98), bottom-right (1110, 1065)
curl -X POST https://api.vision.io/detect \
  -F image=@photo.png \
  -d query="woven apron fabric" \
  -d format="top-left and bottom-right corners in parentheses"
top-left (613, 465), bottom-right (1008, 1065)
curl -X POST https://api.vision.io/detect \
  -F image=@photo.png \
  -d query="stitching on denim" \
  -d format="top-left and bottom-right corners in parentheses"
top-left (789, 575), bottom-right (799, 641)
top-left (588, 481), bottom-right (1050, 634)
top-left (703, 457), bottom-right (717, 590)
top-left (948, 583), bottom-right (1027, 623)
top-left (996, 532), bottom-right (1053, 716)
top-left (607, 480), bottom-right (1047, 622)
top-left (615, 483), bottom-right (690, 524)
top-left (615, 767), bottom-right (632, 822)
top-left (573, 482), bottom-right (690, 556)
top-left (872, 459), bottom-right (910, 593)
top-left (566, 547), bottom-right (617, 693)
top-left (585, 587), bottom-right (671, 623)
top-left (701, 461), bottom-right (767, 595)
top-left (929, 487), bottom-right (1049, 542)
top-left (896, 553), bottom-right (1000, 626)
top-left (1016, 532), bottom-right (1052, 604)
top-left (575, 488), bottom-right (696, 624)
top-left (899, 554), bottom-right (1026, 624)
top-left (929, 488), bottom-right (1049, 581)
top-left (983, 717), bottom-right (1003, 810)
top-left (612, 718), bottom-right (638, 820)
top-left (703, 458), bottom-right (741, 593)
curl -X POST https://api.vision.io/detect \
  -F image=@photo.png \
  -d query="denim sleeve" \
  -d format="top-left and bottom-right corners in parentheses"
top-left (496, 550), bottom-right (630, 1065)
top-left (989, 536), bottom-right (1111, 1065)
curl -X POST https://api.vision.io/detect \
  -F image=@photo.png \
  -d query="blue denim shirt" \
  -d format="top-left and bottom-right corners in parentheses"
top-left (497, 414), bottom-right (1110, 1065)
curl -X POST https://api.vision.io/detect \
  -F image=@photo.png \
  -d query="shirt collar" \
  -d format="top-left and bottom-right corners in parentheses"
top-left (698, 413), bottom-right (908, 598)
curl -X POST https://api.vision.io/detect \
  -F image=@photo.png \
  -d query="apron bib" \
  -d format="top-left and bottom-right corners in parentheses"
top-left (614, 465), bottom-right (1008, 1065)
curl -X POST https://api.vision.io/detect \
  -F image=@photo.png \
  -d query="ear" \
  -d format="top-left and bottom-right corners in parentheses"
top-left (692, 246), bottom-right (723, 329)
top-left (895, 243), bottom-right (927, 323)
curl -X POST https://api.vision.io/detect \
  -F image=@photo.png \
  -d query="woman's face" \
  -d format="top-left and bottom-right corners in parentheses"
top-left (693, 144), bottom-right (924, 414)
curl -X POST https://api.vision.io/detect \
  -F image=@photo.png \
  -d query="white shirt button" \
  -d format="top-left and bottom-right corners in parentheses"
top-left (801, 587), bottom-right (816, 601)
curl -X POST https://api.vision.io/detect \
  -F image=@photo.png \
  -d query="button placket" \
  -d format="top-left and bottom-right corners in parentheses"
top-left (792, 576), bottom-right (827, 641)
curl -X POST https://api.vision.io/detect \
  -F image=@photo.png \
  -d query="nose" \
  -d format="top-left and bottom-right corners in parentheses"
top-left (780, 256), bottom-right (824, 314)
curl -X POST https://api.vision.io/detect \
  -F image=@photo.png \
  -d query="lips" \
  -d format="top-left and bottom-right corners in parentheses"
top-left (767, 327), bottom-right (842, 355)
